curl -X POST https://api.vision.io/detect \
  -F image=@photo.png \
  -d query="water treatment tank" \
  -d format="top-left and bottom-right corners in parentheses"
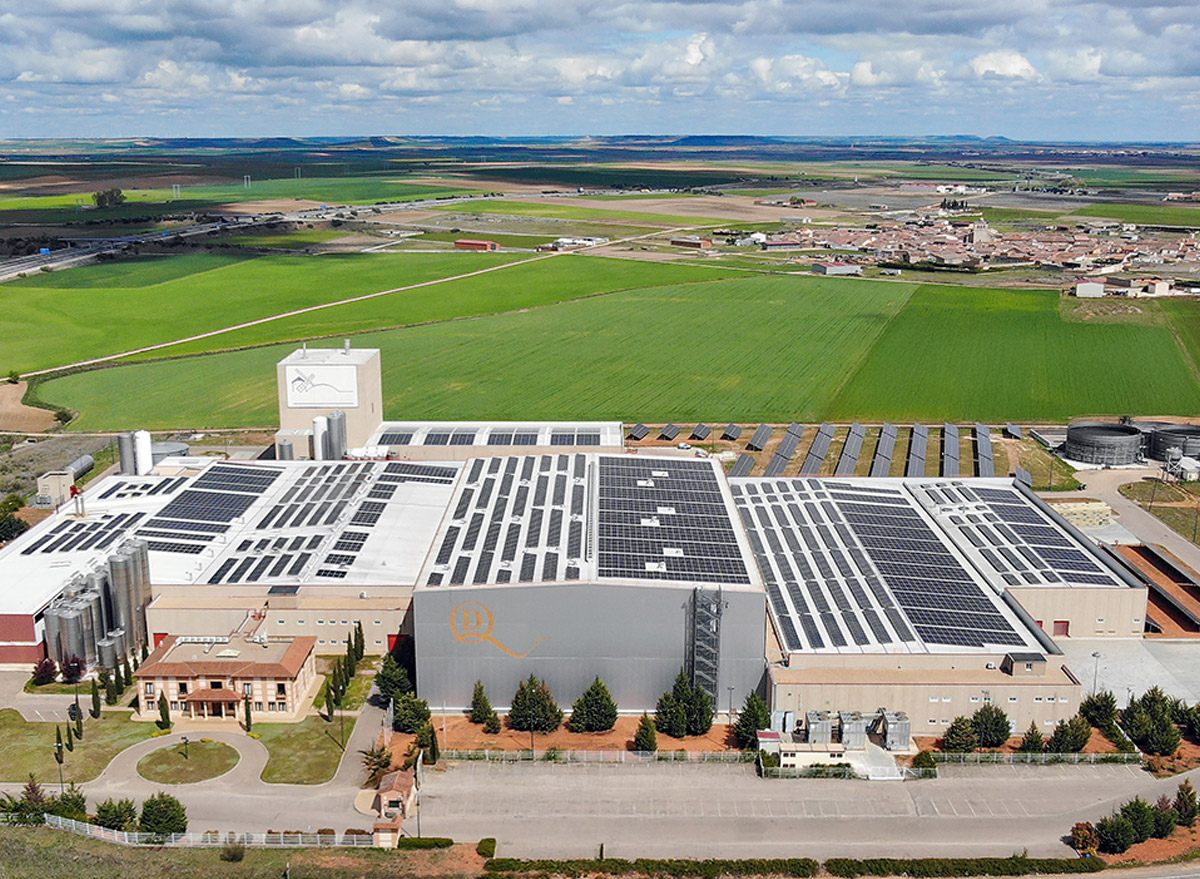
top-left (277, 440), bottom-right (294, 461)
top-left (151, 441), bottom-right (189, 465)
top-left (1065, 422), bottom-right (1142, 466)
top-left (57, 607), bottom-right (86, 664)
top-left (327, 410), bottom-right (347, 460)
top-left (1151, 425), bottom-right (1200, 461)
top-left (108, 552), bottom-right (133, 634)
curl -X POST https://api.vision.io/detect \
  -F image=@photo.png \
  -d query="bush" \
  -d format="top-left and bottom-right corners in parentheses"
top-left (1096, 814), bottom-right (1137, 854)
top-left (1047, 714), bottom-right (1092, 754)
top-left (971, 704), bottom-right (1011, 749)
top-left (1152, 798), bottom-right (1178, 839)
top-left (1081, 691), bottom-right (1118, 727)
top-left (95, 797), bottom-right (138, 831)
top-left (655, 670), bottom-right (712, 739)
top-left (1176, 779), bottom-right (1199, 826)
top-left (1019, 720), bottom-right (1045, 753)
top-left (655, 691), bottom-right (688, 739)
top-left (1070, 822), bottom-right (1099, 854)
top-left (633, 712), bottom-right (658, 752)
top-left (822, 857), bottom-right (1104, 877)
top-left (139, 792), bottom-right (188, 836)
top-left (396, 836), bottom-right (454, 849)
top-left (508, 675), bottom-right (562, 733)
top-left (568, 677), bottom-right (618, 733)
top-left (375, 653), bottom-right (413, 706)
top-left (484, 712), bottom-right (502, 735)
top-left (477, 838), bottom-right (497, 857)
top-left (61, 654), bottom-right (85, 684)
top-left (912, 750), bottom-right (937, 770)
top-left (485, 857), bottom-right (821, 877)
top-left (219, 840), bottom-right (246, 862)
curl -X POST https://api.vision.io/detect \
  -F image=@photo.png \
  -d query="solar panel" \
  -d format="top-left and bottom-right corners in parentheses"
top-left (729, 454), bottom-right (756, 478)
top-left (942, 424), bottom-right (960, 478)
top-left (1015, 466), bottom-right (1032, 487)
top-left (628, 424), bottom-right (650, 441)
top-left (156, 490), bottom-right (257, 523)
top-left (1005, 422), bottom-right (1023, 440)
top-left (379, 432), bottom-right (414, 445)
top-left (976, 423), bottom-right (995, 478)
top-left (747, 424), bottom-right (772, 452)
top-left (800, 423), bottom-right (834, 475)
top-left (691, 424), bottom-right (711, 440)
top-left (906, 424), bottom-right (928, 477)
top-left (722, 424), bottom-right (743, 441)
top-left (834, 423), bottom-right (865, 476)
top-left (660, 424), bottom-right (680, 441)
top-left (869, 424), bottom-right (897, 478)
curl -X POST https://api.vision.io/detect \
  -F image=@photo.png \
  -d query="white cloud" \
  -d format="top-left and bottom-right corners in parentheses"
top-left (969, 50), bottom-right (1039, 79)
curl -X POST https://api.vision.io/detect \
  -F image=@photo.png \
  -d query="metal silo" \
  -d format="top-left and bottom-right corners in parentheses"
top-left (1151, 426), bottom-right (1200, 460)
top-left (134, 430), bottom-right (153, 475)
top-left (109, 627), bottom-right (126, 659)
top-left (328, 410), bottom-right (347, 459)
top-left (118, 432), bottom-right (137, 475)
top-left (86, 571), bottom-right (112, 632)
top-left (43, 607), bottom-right (64, 664)
top-left (277, 440), bottom-right (294, 461)
top-left (312, 416), bottom-right (329, 461)
top-left (58, 607), bottom-right (86, 664)
top-left (67, 455), bottom-right (95, 480)
top-left (108, 552), bottom-right (133, 635)
top-left (75, 599), bottom-right (97, 666)
top-left (97, 637), bottom-right (117, 670)
top-left (82, 592), bottom-right (104, 665)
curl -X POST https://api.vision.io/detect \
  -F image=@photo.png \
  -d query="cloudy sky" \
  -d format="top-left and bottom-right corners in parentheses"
top-left (1, 0), bottom-right (1197, 140)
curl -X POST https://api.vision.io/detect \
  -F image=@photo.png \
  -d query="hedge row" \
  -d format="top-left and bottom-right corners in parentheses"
top-left (485, 858), bottom-right (821, 877)
top-left (823, 857), bottom-right (1105, 877)
top-left (396, 836), bottom-right (455, 849)
top-left (478, 838), bottom-right (498, 857)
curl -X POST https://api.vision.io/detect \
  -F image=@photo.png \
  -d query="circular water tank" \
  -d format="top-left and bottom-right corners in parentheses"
top-left (1065, 422), bottom-right (1142, 465)
top-left (150, 441), bottom-right (189, 465)
top-left (1150, 426), bottom-right (1200, 460)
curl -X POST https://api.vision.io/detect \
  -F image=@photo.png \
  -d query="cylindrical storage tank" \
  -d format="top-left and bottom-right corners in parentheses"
top-left (82, 591), bottom-right (104, 666)
top-left (277, 440), bottom-right (294, 461)
top-left (134, 430), bottom-right (153, 475)
top-left (67, 455), bottom-right (95, 480)
top-left (127, 539), bottom-right (151, 647)
top-left (108, 552), bottom-right (133, 633)
top-left (63, 574), bottom-right (84, 599)
top-left (58, 607), bottom-right (86, 664)
top-left (327, 410), bottom-right (347, 459)
top-left (118, 432), bottom-right (137, 475)
top-left (1064, 422), bottom-right (1142, 465)
top-left (151, 441), bottom-right (189, 465)
top-left (43, 607), bottom-right (64, 664)
top-left (97, 637), bottom-right (117, 670)
top-left (1151, 426), bottom-right (1200, 461)
top-left (75, 600), bottom-right (96, 666)
top-left (1132, 421), bottom-right (1173, 454)
top-left (109, 627), bottom-right (126, 660)
top-left (86, 572), bottom-right (112, 632)
top-left (312, 416), bottom-right (329, 461)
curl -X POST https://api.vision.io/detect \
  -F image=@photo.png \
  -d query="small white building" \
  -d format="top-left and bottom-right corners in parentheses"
top-left (1074, 278), bottom-right (1106, 298)
top-left (814, 262), bottom-right (862, 276)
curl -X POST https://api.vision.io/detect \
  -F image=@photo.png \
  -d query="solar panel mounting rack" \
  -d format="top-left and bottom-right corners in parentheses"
top-left (747, 424), bottom-right (773, 452)
top-left (628, 424), bottom-right (650, 441)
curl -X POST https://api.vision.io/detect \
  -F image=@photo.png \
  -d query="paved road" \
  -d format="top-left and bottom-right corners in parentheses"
top-left (418, 760), bottom-right (1195, 859)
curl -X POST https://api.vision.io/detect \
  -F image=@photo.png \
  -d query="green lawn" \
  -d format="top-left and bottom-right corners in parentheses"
top-left (1070, 202), bottom-right (1200, 227)
top-left (431, 198), bottom-right (726, 225)
top-left (0, 827), bottom-right (454, 878)
top-left (0, 252), bottom-right (524, 374)
top-left (254, 715), bottom-right (356, 784)
top-left (314, 658), bottom-right (378, 711)
top-left (826, 284), bottom-right (1200, 421)
top-left (136, 740), bottom-right (240, 784)
top-left (0, 708), bottom-right (154, 783)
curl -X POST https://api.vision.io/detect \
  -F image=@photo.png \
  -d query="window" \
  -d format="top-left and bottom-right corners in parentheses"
top-left (374, 640), bottom-right (382, 645)
top-left (969, 696), bottom-right (980, 703)
top-left (277, 620), bottom-right (285, 626)
top-left (373, 621), bottom-right (382, 626)
top-left (341, 620), bottom-right (348, 626)
top-left (211, 681), bottom-right (223, 690)
top-left (243, 683), bottom-right (253, 696)
top-left (254, 702), bottom-right (263, 711)
top-left (276, 702), bottom-right (287, 712)
top-left (1025, 663), bottom-right (1034, 671)
top-left (1059, 697), bottom-right (1070, 703)
top-left (929, 719), bottom-right (937, 725)
top-left (268, 703), bottom-right (276, 712)
top-left (1034, 697), bottom-right (1043, 702)
top-left (983, 696), bottom-right (993, 703)
top-left (318, 639), bottom-right (326, 645)
top-left (297, 619), bottom-right (305, 625)
top-left (941, 696), bottom-right (951, 702)
top-left (178, 682), bottom-right (188, 695)
top-left (1008, 697), bottom-right (1018, 702)
top-left (317, 620), bottom-right (324, 625)
top-left (145, 683), bottom-right (155, 696)
top-left (1097, 618), bottom-right (1105, 623)
top-left (276, 683), bottom-right (286, 697)
top-left (929, 696), bottom-right (938, 702)
top-left (1044, 719), bottom-right (1054, 724)
top-left (171, 701), bottom-right (180, 711)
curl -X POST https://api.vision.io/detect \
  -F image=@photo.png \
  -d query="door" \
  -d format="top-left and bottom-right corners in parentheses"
top-left (1053, 620), bottom-right (1070, 637)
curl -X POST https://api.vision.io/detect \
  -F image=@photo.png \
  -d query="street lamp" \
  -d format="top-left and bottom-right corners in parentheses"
top-left (1091, 651), bottom-right (1101, 695)
top-left (53, 742), bottom-right (64, 794)
top-left (181, 735), bottom-right (189, 760)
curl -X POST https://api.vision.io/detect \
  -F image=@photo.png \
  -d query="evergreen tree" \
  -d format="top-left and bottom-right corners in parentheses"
top-left (55, 727), bottom-right (64, 763)
top-left (119, 658), bottom-right (131, 693)
top-left (469, 681), bottom-right (494, 725)
top-left (568, 677), bottom-right (618, 733)
top-left (1047, 714), bottom-right (1092, 753)
top-left (685, 685), bottom-right (714, 736)
top-left (324, 686), bottom-right (336, 722)
top-left (90, 679), bottom-right (101, 719)
top-left (141, 642), bottom-right (149, 662)
top-left (733, 691), bottom-right (771, 749)
top-left (1080, 690), bottom-right (1118, 727)
top-left (1147, 717), bottom-right (1182, 757)
top-left (971, 704), bottom-right (1011, 748)
top-left (244, 696), bottom-right (253, 732)
top-left (1175, 779), bottom-right (1199, 827)
top-left (139, 792), bottom-right (188, 835)
top-left (942, 716), bottom-right (979, 753)
top-left (105, 674), bottom-right (118, 706)
top-left (1096, 815), bottom-right (1136, 854)
top-left (65, 722), bottom-right (74, 752)
top-left (654, 691), bottom-right (687, 739)
top-left (375, 653), bottom-right (412, 705)
top-left (21, 775), bottom-right (46, 809)
top-left (54, 783), bottom-right (87, 821)
top-left (1153, 795), bottom-right (1178, 838)
top-left (633, 712), bottom-right (658, 752)
top-left (74, 711), bottom-right (83, 740)
top-left (158, 692), bottom-right (170, 728)
top-left (508, 675), bottom-right (563, 733)
top-left (354, 622), bottom-right (365, 661)
top-left (1120, 797), bottom-right (1155, 844)
top-left (345, 633), bottom-right (357, 678)
top-left (392, 692), bottom-right (432, 734)
top-left (95, 798), bottom-right (138, 831)
top-left (484, 711), bottom-right (502, 735)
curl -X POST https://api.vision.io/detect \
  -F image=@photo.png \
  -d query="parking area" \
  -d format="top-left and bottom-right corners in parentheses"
top-left (1058, 638), bottom-right (1200, 703)
top-left (419, 760), bottom-right (1169, 859)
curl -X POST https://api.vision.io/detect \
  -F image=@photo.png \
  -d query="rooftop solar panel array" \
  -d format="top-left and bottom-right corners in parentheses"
top-left (835, 423), bottom-right (866, 476)
top-left (800, 423), bottom-right (835, 475)
top-left (906, 424), bottom-right (928, 477)
top-left (976, 423), bottom-right (995, 478)
top-left (730, 477), bottom-right (1036, 653)
top-left (942, 424), bottom-right (960, 478)
top-left (747, 424), bottom-right (773, 452)
top-left (869, 424), bottom-right (898, 478)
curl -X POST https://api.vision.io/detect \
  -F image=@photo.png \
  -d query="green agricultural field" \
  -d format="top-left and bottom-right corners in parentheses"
top-left (126, 255), bottom-right (741, 360)
top-left (1070, 202), bottom-right (1200, 227)
top-left (0, 252), bottom-right (524, 374)
top-left (430, 198), bottom-right (727, 225)
top-left (215, 228), bottom-right (351, 249)
top-left (1158, 299), bottom-right (1200, 368)
top-left (40, 274), bottom-right (916, 428)
top-left (401, 229), bottom-right (554, 248)
top-left (827, 285), bottom-right (1200, 420)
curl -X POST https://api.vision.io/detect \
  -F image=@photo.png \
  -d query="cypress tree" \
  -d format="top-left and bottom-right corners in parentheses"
top-left (55, 726), bottom-right (64, 761)
top-left (1019, 720), bottom-right (1045, 752)
top-left (65, 720), bottom-right (74, 751)
top-left (74, 711), bottom-right (83, 740)
top-left (90, 679), bottom-right (101, 719)
top-left (158, 692), bottom-right (170, 728)
top-left (244, 695), bottom-right (252, 732)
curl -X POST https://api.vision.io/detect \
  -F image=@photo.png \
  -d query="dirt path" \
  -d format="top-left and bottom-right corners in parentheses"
top-left (0, 382), bottom-right (56, 432)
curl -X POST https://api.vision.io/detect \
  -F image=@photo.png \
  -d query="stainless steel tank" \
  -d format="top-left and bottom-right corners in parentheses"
top-left (118, 433), bottom-right (137, 475)
top-left (97, 637), bottom-right (117, 670)
top-left (43, 607), bottom-right (63, 664)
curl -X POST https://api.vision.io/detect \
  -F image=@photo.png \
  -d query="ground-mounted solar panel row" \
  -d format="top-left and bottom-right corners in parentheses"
top-left (747, 424), bottom-right (773, 452)
top-left (729, 454), bottom-right (756, 478)
top-left (800, 423), bottom-right (835, 475)
top-left (691, 423), bottom-right (711, 441)
top-left (942, 424), bottom-right (960, 478)
top-left (869, 423), bottom-right (898, 478)
top-left (1005, 423), bottom-right (1024, 440)
top-left (906, 424), bottom-right (928, 477)
top-left (976, 423), bottom-right (995, 478)
top-left (834, 422), bottom-right (866, 476)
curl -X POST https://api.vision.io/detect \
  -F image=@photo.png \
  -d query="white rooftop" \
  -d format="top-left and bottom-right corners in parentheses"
top-left (368, 421), bottom-right (624, 450)
top-left (278, 345), bottom-right (378, 367)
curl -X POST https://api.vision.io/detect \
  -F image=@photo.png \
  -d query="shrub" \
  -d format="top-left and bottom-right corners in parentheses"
top-left (971, 704), bottom-right (1011, 749)
top-left (1070, 821), bottom-right (1099, 853)
top-left (733, 691), bottom-right (772, 749)
top-left (375, 653), bottom-right (413, 706)
top-left (31, 657), bottom-right (57, 686)
top-left (822, 856), bottom-right (1104, 877)
top-left (1176, 779), bottom-right (1199, 826)
top-left (484, 711), bottom-right (502, 735)
top-left (219, 840), bottom-right (246, 862)
top-left (1047, 714), bottom-right (1091, 754)
top-left (139, 792), bottom-right (188, 836)
top-left (477, 838), bottom-right (497, 857)
top-left (1081, 691), bottom-right (1118, 727)
top-left (1096, 814), bottom-right (1136, 854)
top-left (1019, 720), bottom-right (1045, 753)
top-left (568, 677), bottom-right (618, 733)
top-left (1120, 797), bottom-right (1155, 843)
top-left (61, 654), bottom-right (85, 684)
top-left (655, 691), bottom-right (688, 739)
top-left (633, 713), bottom-right (658, 753)
top-left (942, 717), bottom-right (978, 753)
top-left (485, 857), bottom-right (821, 877)
top-left (912, 750), bottom-right (937, 770)
top-left (509, 675), bottom-right (563, 733)
top-left (396, 836), bottom-right (454, 849)
top-left (95, 798), bottom-right (138, 831)
top-left (1152, 796), bottom-right (1178, 838)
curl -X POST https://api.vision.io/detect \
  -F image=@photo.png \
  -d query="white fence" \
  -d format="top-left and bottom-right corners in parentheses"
top-left (932, 751), bottom-right (1143, 765)
top-left (21, 814), bottom-right (377, 847)
top-left (442, 749), bottom-right (754, 764)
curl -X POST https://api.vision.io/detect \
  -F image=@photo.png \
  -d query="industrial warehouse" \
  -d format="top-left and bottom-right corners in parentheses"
top-left (0, 345), bottom-right (1158, 741)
